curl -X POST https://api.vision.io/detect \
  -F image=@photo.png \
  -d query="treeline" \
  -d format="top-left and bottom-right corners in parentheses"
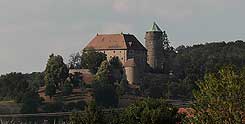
top-left (166, 40), bottom-right (245, 99)
top-left (70, 98), bottom-right (182, 124)
top-left (70, 66), bottom-right (245, 124)
top-left (0, 72), bottom-right (44, 102)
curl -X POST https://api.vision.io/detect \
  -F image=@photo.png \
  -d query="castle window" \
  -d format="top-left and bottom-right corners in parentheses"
top-left (113, 51), bottom-right (115, 53)
top-left (103, 51), bottom-right (105, 53)
top-left (121, 57), bottom-right (123, 60)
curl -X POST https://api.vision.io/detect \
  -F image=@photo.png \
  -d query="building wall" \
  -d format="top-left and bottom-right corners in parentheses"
top-left (145, 31), bottom-right (163, 69)
top-left (95, 49), bottom-right (146, 85)
top-left (125, 66), bottom-right (136, 85)
top-left (97, 49), bottom-right (127, 64)
top-left (127, 49), bottom-right (147, 72)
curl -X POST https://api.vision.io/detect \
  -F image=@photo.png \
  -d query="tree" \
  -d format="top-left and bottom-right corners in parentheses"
top-left (20, 91), bottom-right (42, 114)
top-left (69, 102), bottom-right (105, 124)
top-left (119, 98), bottom-right (181, 124)
top-left (68, 52), bottom-right (82, 69)
top-left (93, 60), bottom-right (119, 108)
top-left (116, 74), bottom-right (129, 96)
top-left (81, 49), bottom-right (107, 74)
top-left (45, 83), bottom-right (56, 99)
top-left (109, 56), bottom-right (123, 82)
top-left (186, 66), bottom-right (245, 124)
top-left (62, 80), bottom-right (73, 96)
top-left (94, 60), bottom-right (113, 84)
top-left (170, 41), bottom-right (245, 99)
top-left (44, 54), bottom-right (69, 96)
top-left (0, 72), bottom-right (30, 102)
top-left (94, 84), bottom-right (118, 108)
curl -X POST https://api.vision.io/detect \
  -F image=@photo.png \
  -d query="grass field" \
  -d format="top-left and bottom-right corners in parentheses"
top-left (0, 100), bottom-right (21, 114)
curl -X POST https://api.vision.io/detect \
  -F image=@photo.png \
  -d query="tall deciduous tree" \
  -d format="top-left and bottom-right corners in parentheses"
top-left (44, 54), bottom-right (68, 97)
top-left (94, 60), bottom-right (113, 84)
top-left (109, 56), bottom-right (123, 82)
top-left (81, 49), bottom-right (107, 74)
top-left (93, 60), bottom-right (119, 108)
top-left (186, 66), bottom-right (245, 123)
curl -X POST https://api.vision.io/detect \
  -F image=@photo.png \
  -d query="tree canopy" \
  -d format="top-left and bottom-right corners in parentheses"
top-left (168, 41), bottom-right (245, 99)
top-left (81, 49), bottom-right (107, 74)
top-left (185, 66), bottom-right (245, 124)
top-left (44, 54), bottom-right (69, 97)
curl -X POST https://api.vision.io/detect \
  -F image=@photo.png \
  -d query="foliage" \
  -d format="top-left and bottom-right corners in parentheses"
top-left (0, 72), bottom-right (30, 102)
top-left (109, 56), bottom-right (123, 69)
top-left (185, 66), bottom-right (245, 124)
top-left (94, 60), bottom-right (113, 84)
top-left (81, 49), bottom-right (107, 74)
top-left (26, 72), bottom-right (45, 91)
top-left (64, 101), bottom-right (87, 112)
top-left (20, 91), bottom-right (42, 114)
top-left (94, 84), bottom-right (118, 108)
top-left (69, 73), bottom-right (83, 88)
top-left (109, 56), bottom-right (123, 82)
top-left (42, 102), bottom-right (64, 113)
top-left (62, 80), bottom-right (73, 96)
top-left (69, 102), bottom-right (105, 124)
top-left (69, 52), bottom-right (82, 69)
top-left (93, 60), bottom-right (119, 108)
top-left (44, 54), bottom-right (69, 97)
top-left (45, 83), bottom-right (56, 99)
top-left (119, 98), bottom-right (181, 124)
top-left (170, 40), bottom-right (245, 99)
top-left (116, 74), bottom-right (129, 96)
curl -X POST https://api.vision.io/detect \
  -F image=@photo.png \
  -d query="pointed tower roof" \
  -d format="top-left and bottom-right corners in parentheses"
top-left (148, 22), bottom-right (162, 32)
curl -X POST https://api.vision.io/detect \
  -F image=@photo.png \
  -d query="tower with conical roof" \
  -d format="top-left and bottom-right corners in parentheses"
top-left (145, 22), bottom-right (163, 70)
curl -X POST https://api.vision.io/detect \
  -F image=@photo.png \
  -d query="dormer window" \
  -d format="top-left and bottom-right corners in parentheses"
top-left (129, 41), bottom-right (132, 46)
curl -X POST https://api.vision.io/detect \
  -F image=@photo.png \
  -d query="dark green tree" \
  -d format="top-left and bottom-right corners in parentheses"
top-left (0, 72), bottom-right (30, 102)
top-left (93, 60), bottom-right (118, 108)
top-left (45, 83), bottom-right (56, 99)
top-left (109, 56), bottom-right (123, 82)
top-left (170, 40), bottom-right (245, 99)
top-left (119, 98), bottom-right (181, 124)
top-left (44, 54), bottom-right (69, 97)
top-left (20, 91), bottom-right (42, 114)
top-left (94, 60), bottom-right (113, 84)
top-left (69, 102), bottom-right (105, 124)
top-left (62, 80), bottom-right (73, 96)
top-left (81, 49), bottom-right (107, 74)
top-left (116, 74), bottom-right (129, 96)
top-left (94, 84), bottom-right (118, 108)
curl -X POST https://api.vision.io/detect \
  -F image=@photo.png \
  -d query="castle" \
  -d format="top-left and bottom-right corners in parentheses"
top-left (83, 22), bottom-right (166, 84)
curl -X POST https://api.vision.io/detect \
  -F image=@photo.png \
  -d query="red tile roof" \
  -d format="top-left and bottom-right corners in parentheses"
top-left (84, 33), bottom-right (146, 51)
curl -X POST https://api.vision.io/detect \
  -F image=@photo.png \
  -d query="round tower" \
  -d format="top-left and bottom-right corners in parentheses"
top-left (145, 22), bottom-right (163, 70)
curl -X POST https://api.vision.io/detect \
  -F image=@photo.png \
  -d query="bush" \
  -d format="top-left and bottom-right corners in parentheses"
top-left (119, 98), bottom-right (181, 124)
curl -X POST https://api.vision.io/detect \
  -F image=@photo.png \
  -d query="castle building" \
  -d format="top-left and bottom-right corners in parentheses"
top-left (84, 33), bottom-right (147, 84)
top-left (145, 22), bottom-right (164, 70)
top-left (83, 22), bottom-right (165, 84)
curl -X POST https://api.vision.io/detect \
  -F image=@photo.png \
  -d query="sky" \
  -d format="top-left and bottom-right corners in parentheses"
top-left (0, 0), bottom-right (245, 74)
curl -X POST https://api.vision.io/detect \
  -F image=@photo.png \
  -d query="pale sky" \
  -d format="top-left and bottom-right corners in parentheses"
top-left (0, 0), bottom-right (245, 74)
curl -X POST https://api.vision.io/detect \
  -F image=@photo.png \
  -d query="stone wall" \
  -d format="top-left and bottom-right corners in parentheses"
top-left (145, 31), bottom-right (163, 69)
